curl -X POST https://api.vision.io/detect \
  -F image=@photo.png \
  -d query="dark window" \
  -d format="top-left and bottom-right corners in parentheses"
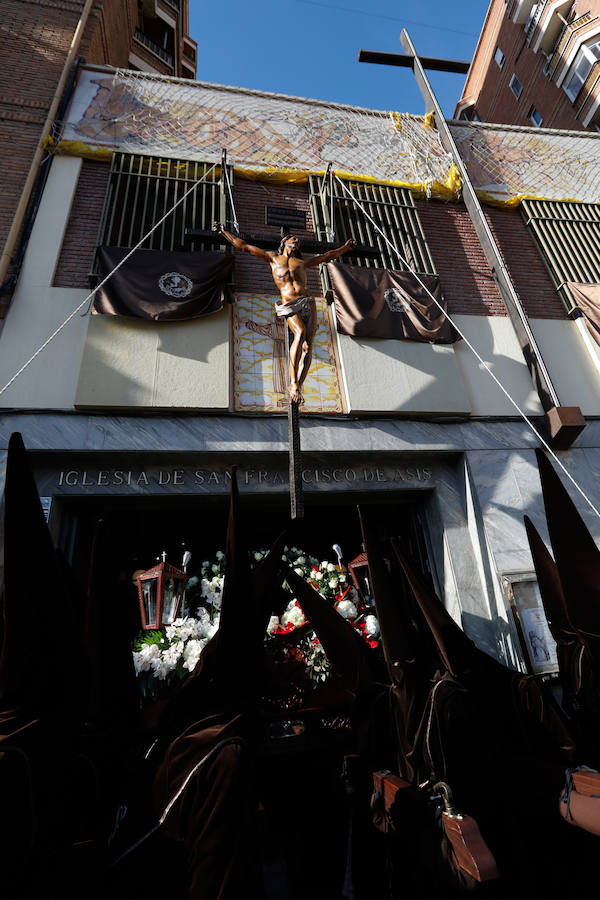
top-left (528, 105), bottom-right (543, 126)
top-left (564, 38), bottom-right (600, 102)
top-left (509, 73), bottom-right (523, 99)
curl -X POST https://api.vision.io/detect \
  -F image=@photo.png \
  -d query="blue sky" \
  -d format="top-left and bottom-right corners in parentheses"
top-left (189, 0), bottom-right (488, 117)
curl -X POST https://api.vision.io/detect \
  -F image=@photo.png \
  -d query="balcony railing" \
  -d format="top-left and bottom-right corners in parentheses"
top-left (525, 0), bottom-right (547, 42)
top-left (134, 29), bottom-right (174, 66)
top-left (545, 13), bottom-right (596, 79)
top-left (182, 42), bottom-right (196, 63)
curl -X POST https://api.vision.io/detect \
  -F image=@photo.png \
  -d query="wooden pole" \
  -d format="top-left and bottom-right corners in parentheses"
top-left (288, 399), bottom-right (303, 519)
top-left (285, 327), bottom-right (304, 519)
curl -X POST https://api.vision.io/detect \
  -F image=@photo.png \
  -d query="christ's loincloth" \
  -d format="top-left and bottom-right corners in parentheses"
top-left (275, 295), bottom-right (314, 323)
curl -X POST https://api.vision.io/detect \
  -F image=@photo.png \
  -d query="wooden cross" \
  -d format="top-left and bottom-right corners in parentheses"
top-left (284, 327), bottom-right (304, 519)
top-left (185, 228), bottom-right (379, 259)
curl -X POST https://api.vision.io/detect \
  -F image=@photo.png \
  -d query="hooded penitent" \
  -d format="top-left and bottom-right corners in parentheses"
top-left (532, 448), bottom-right (600, 757)
top-left (388, 533), bottom-right (598, 898)
top-left (148, 469), bottom-right (286, 900)
top-left (0, 433), bottom-right (82, 896)
top-left (523, 515), bottom-right (582, 727)
top-left (357, 500), bottom-right (594, 896)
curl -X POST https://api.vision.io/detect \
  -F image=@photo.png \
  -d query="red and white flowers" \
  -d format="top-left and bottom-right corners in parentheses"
top-left (133, 545), bottom-right (380, 698)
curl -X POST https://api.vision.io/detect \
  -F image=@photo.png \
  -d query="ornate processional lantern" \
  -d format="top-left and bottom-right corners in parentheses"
top-left (136, 551), bottom-right (188, 630)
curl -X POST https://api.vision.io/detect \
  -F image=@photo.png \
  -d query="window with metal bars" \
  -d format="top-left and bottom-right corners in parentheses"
top-left (308, 175), bottom-right (437, 292)
top-left (521, 198), bottom-right (600, 312)
top-left (91, 152), bottom-right (230, 279)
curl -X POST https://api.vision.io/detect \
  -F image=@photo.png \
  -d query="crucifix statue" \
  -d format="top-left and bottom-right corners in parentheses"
top-left (214, 223), bottom-right (355, 404)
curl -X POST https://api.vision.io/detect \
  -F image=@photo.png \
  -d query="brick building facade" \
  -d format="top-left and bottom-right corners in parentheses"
top-left (0, 0), bottom-right (196, 318)
top-left (456, 0), bottom-right (600, 131)
top-left (2, 53), bottom-right (600, 899)
top-left (0, 68), bottom-right (597, 657)
top-left (52, 156), bottom-right (566, 322)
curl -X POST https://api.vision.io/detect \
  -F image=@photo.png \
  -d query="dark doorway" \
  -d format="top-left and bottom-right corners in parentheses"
top-left (55, 491), bottom-right (434, 599)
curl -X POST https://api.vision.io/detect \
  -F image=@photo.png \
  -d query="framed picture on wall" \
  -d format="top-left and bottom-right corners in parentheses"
top-left (504, 574), bottom-right (559, 676)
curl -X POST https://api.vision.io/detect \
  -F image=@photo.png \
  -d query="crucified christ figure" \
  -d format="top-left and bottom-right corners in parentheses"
top-left (214, 223), bottom-right (355, 404)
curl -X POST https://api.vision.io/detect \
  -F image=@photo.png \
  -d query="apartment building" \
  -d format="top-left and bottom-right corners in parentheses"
top-left (456, 0), bottom-right (600, 131)
top-left (0, 0), bottom-right (196, 318)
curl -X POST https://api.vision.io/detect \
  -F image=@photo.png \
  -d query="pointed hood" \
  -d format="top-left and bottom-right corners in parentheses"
top-left (84, 517), bottom-right (138, 733)
top-left (358, 506), bottom-right (444, 782)
top-left (0, 433), bottom-right (69, 724)
top-left (390, 537), bottom-right (478, 680)
top-left (281, 564), bottom-right (380, 696)
top-left (534, 448), bottom-right (600, 644)
top-left (213, 466), bottom-right (258, 697)
top-left (393, 537), bottom-right (576, 763)
top-left (523, 515), bottom-right (574, 647)
top-left (357, 506), bottom-right (424, 675)
top-left (160, 467), bottom-right (263, 740)
top-left (391, 536), bottom-right (538, 699)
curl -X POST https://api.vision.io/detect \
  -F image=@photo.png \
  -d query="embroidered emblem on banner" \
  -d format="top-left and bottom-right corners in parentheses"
top-left (158, 272), bottom-right (193, 298)
top-left (384, 288), bottom-right (412, 313)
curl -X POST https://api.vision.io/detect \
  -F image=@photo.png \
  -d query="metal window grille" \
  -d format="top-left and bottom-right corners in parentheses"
top-left (308, 175), bottom-right (437, 283)
top-left (92, 152), bottom-right (230, 278)
top-left (521, 198), bottom-right (600, 312)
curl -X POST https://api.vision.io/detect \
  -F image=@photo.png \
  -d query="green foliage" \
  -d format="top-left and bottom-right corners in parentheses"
top-left (133, 628), bottom-right (166, 652)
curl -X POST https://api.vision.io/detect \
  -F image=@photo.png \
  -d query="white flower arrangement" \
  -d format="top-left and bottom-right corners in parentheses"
top-left (133, 614), bottom-right (218, 697)
top-left (365, 614), bottom-right (380, 637)
top-left (280, 600), bottom-right (307, 629)
top-left (133, 545), bottom-right (380, 700)
top-left (336, 598), bottom-right (358, 620)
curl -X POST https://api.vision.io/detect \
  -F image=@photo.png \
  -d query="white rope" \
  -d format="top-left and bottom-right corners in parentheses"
top-left (0, 164), bottom-right (217, 398)
top-left (334, 174), bottom-right (600, 520)
top-left (222, 162), bottom-right (239, 234)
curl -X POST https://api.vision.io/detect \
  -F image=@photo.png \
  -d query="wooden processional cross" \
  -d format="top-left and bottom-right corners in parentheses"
top-left (186, 226), bottom-right (379, 518)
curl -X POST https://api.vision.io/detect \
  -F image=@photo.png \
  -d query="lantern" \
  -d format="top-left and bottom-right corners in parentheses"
top-left (348, 551), bottom-right (374, 607)
top-left (136, 552), bottom-right (188, 630)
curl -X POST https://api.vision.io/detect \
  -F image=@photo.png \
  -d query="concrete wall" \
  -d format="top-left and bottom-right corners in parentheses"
top-left (75, 309), bottom-right (231, 410)
top-left (452, 315), bottom-right (543, 416)
top-left (0, 156), bottom-right (89, 409)
top-left (338, 334), bottom-right (471, 415)
top-left (531, 317), bottom-right (600, 415)
top-left (453, 314), bottom-right (600, 418)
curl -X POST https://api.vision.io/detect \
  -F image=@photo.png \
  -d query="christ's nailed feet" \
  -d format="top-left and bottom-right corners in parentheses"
top-left (289, 382), bottom-right (303, 404)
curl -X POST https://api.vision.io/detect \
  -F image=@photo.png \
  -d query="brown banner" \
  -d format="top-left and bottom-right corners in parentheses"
top-left (93, 247), bottom-right (233, 320)
top-left (327, 262), bottom-right (458, 343)
top-left (568, 282), bottom-right (600, 346)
